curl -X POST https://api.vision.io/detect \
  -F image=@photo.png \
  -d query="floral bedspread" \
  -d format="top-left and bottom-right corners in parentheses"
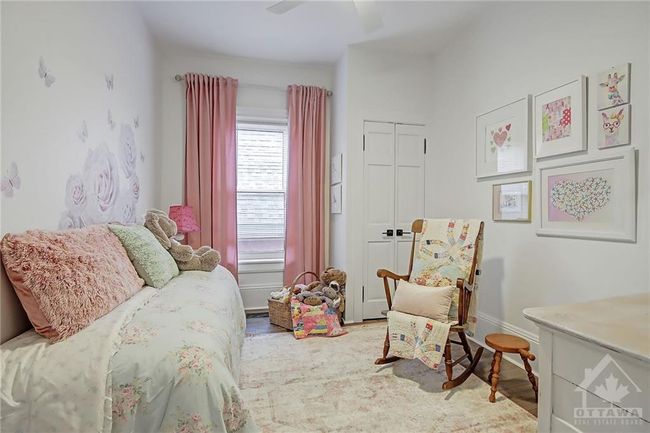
top-left (109, 267), bottom-right (258, 433)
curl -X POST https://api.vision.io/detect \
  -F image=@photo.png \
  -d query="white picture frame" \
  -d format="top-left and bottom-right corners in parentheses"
top-left (331, 152), bottom-right (342, 185)
top-left (476, 96), bottom-right (531, 178)
top-left (534, 76), bottom-right (587, 159)
top-left (597, 63), bottom-right (630, 110)
top-left (537, 149), bottom-right (636, 242)
top-left (330, 183), bottom-right (342, 214)
top-left (493, 181), bottom-right (532, 222)
top-left (598, 104), bottom-right (631, 149)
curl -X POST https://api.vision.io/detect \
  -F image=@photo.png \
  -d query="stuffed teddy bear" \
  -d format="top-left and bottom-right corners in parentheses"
top-left (292, 267), bottom-right (346, 310)
top-left (144, 209), bottom-right (221, 272)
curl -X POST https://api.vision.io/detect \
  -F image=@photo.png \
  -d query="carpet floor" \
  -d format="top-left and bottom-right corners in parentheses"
top-left (239, 322), bottom-right (537, 433)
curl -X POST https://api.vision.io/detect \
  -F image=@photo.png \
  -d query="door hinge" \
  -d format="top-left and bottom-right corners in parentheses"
top-left (363, 134), bottom-right (366, 151)
top-left (424, 138), bottom-right (427, 154)
top-left (362, 285), bottom-right (365, 302)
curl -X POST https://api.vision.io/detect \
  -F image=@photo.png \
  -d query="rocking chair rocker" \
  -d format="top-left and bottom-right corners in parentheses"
top-left (375, 219), bottom-right (484, 390)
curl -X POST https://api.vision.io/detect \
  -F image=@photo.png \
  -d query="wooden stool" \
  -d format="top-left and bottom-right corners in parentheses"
top-left (485, 333), bottom-right (538, 403)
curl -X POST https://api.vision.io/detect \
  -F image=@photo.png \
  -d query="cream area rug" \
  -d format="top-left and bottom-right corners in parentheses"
top-left (239, 322), bottom-right (537, 433)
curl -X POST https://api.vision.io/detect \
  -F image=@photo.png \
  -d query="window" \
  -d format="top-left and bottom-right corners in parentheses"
top-left (236, 122), bottom-right (288, 262)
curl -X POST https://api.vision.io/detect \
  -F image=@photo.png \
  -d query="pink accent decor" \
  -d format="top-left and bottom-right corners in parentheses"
top-left (284, 85), bottom-right (327, 286)
top-left (1, 225), bottom-right (144, 341)
top-left (169, 205), bottom-right (200, 233)
top-left (184, 74), bottom-right (239, 278)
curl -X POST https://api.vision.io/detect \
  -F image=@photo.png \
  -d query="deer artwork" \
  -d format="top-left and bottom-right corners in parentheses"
top-left (601, 108), bottom-right (625, 148)
top-left (599, 72), bottom-right (626, 107)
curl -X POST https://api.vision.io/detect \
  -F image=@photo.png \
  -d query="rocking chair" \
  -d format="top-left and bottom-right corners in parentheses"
top-left (375, 219), bottom-right (484, 390)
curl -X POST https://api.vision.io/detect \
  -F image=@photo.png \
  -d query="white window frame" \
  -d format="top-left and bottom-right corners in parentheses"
top-left (236, 118), bottom-right (289, 265)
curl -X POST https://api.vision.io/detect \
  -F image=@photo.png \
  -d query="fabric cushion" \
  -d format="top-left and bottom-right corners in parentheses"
top-left (108, 224), bottom-right (179, 288)
top-left (391, 280), bottom-right (454, 322)
top-left (290, 298), bottom-right (346, 339)
top-left (1, 225), bottom-right (144, 341)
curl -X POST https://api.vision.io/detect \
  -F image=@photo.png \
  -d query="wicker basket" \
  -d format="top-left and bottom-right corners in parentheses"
top-left (268, 271), bottom-right (320, 330)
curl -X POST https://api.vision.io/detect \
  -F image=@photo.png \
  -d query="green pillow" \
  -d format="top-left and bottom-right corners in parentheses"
top-left (108, 224), bottom-right (179, 288)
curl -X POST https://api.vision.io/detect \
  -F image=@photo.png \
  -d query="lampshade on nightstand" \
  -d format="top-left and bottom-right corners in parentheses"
top-left (169, 205), bottom-right (200, 234)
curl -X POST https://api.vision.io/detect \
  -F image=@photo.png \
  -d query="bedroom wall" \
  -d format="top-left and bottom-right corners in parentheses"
top-left (157, 48), bottom-right (333, 310)
top-left (426, 1), bottom-right (650, 360)
top-left (0, 1), bottom-right (160, 342)
top-left (332, 46), bottom-right (435, 322)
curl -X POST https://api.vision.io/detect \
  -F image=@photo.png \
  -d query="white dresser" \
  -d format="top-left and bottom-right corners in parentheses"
top-left (524, 293), bottom-right (650, 433)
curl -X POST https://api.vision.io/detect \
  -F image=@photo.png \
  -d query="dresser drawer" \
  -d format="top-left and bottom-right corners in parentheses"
top-left (552, 374), bottom-right (650, 432)
top-left (552, 332), bottom-right (650, 421)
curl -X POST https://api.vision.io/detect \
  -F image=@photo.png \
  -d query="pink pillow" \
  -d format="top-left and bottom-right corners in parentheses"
top-left (291, 298), bottom-right (347, 339)
top-left (1, 225), bottom-right (144, 341)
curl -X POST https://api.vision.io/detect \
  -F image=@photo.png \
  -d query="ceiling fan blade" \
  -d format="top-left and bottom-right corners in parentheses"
top-left (352, 0), bottom-right (383, 33)
top-left (267, 0), bottom-right (304, 15)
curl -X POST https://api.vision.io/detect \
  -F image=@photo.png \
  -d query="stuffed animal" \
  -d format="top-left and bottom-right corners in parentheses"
top-left (144, 209), bottom-right (221, 272)
top-left (293, 267), bottom-right (346, 310)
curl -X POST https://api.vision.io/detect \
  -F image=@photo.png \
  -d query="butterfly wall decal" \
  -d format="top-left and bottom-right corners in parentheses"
top-left (78, 120), bottom-right (88, 143)
top-left (38, 56), bottom-right (55, 87)
top-left (107, 109), bottom-right (116, 130)
top-left (105, 73), bottom-right (114, 91)
top-left (1, 162), bottom-right (21, 198)
top-left (133, 116), bottom-right (139, 129)
top-left (140, 151), bottom-right (145, 163)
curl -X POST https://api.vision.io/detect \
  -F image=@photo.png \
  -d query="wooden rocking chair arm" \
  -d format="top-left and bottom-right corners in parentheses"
top-left (376, 269), bottom-right (409, 281)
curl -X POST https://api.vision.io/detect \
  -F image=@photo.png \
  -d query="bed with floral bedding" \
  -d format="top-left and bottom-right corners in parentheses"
top-left (1, 267), bottom-right (258, 433)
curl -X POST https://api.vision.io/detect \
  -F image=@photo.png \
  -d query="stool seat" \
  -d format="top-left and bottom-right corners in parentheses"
top-left (485, 333), bottom-right (530, 353)
top-left (484, 333), bottom-right (537, 403)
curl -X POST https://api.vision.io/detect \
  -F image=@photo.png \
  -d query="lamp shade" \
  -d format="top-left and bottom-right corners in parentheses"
top-left (168, 205), bottom-right (200, 233)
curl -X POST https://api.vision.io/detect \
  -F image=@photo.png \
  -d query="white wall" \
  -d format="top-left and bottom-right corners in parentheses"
top-left (0, 1), bottom-right (159, 341)
top-left (158, 47), bottom-right (333, 310)
top-left (332, 46), bottom-right (434, 322)
top-left (426, 1), bottom-right (649, 359)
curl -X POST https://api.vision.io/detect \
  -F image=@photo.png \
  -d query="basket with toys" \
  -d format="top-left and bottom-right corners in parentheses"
top-left (267, 267), bottom-right (346, 330)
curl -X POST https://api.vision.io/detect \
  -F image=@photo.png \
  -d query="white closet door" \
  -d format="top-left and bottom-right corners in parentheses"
top-left (395, 124), bottom-right (426, 276)
top-left (362, 121), bottom-right (395, 320)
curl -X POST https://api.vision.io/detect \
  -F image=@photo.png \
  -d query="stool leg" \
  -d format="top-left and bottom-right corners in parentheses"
top-left (521, 354), bottom-right (538, 402)
top-left (488, 353), bottom-right (496, 383)
top-left (489, 351), bottom-right (502, 403)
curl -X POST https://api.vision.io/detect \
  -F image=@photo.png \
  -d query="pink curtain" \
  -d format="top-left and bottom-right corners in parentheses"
top-left (284, 85), bottom-right (327, 286)
top-left (185, 74), bottom-right (239, 278)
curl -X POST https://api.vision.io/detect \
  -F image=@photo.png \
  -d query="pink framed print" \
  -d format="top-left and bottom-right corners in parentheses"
top-left (537, 149), bottom-right (636, 242)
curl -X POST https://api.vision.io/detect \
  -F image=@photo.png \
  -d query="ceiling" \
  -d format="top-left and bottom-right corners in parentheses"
top-left (137, 1), bottom-right (485, 64)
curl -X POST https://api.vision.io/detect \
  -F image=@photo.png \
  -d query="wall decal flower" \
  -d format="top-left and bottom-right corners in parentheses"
top-left (83, 143), bottom-right (119, 224)
top-left (64, 174), bottom-right (87, 216)
top-left (119, 124), bottom-right (137, 178)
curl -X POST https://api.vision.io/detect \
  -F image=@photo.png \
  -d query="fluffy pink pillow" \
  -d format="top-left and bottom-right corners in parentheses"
top-left (1, 225), bottom-right (144, 341)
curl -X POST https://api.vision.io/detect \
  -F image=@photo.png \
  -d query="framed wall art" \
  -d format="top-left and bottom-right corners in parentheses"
top-left (598, 104), bottom-right (630, 149)
top-left (331, 152), bottom-right (342, 184)
top-left (492, 181), bottom-right (532, 222)
top-left (537, 149), bottom-right (636, 242)
top-left (534, 77), bottom-right (587, 159)
top-left (597, 63), bottom-right (630, 110)
top-left (476, 96), bottom-right (531, 178)
top-left (330, 183), bottom-right (342, 214)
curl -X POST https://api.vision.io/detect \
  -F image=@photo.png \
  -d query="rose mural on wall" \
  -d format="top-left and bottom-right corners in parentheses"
top-left (59, 123), bottom-right (140, 229)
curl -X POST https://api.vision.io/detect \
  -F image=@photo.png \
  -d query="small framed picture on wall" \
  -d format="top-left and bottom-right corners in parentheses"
top-left (330, 183), bottom-right (342, 214)
top-left (597, 63), bottom-right (630, 110)
top-left (534, 76), bottom-right (587, 159)
top-left (492, 181), bottom-right (532, 222)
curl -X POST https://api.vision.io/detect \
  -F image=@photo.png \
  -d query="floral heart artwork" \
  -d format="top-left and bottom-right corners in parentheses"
top-left (551, 176), bottom-right (611, 221)
top-left (492, 130), bottom-right (509, 146)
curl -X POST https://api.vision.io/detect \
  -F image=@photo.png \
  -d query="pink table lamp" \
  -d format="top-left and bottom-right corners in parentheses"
top-left (169, 205), bottom-right (200, 241)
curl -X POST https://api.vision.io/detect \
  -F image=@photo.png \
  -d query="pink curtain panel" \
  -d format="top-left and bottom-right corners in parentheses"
top-left (284, 85), bottom-right (327, 286)
top-left (184, 74), bottom-right (239, 279)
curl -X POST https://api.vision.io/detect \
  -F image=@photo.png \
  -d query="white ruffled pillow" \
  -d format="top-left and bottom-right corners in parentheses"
top-left (391, 280), bottom-right (454, 322)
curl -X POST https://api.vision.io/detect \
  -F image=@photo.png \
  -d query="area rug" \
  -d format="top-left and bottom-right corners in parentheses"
top-left (239, 322), bottom-right (537, 433)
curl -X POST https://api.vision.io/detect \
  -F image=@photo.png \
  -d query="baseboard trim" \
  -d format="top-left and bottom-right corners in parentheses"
top-left (469, 311), bottom-right (540, 376)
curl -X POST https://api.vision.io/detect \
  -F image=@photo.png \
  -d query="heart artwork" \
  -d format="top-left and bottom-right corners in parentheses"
top-left (493, 130), bottom-right (508, 146)
top-left (550, 176), bottom-right (611, 221)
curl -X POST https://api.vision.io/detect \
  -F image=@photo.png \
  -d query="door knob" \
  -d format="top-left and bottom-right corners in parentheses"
top-left (396, 229), bottom-right (412, 236)
top-left (382, 229), bottom-right (394, 237)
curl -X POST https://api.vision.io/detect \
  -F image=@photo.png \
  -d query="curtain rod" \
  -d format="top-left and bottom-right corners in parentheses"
top-left (174, 74), bottom-right (332, 96)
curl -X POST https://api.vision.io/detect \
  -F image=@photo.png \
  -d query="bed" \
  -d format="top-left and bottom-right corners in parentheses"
top-left (1, 266), bottom-right (259, 433)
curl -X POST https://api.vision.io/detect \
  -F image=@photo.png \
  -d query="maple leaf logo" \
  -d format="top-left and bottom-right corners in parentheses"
top-left (594, 374), bottom-right (629, 403)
